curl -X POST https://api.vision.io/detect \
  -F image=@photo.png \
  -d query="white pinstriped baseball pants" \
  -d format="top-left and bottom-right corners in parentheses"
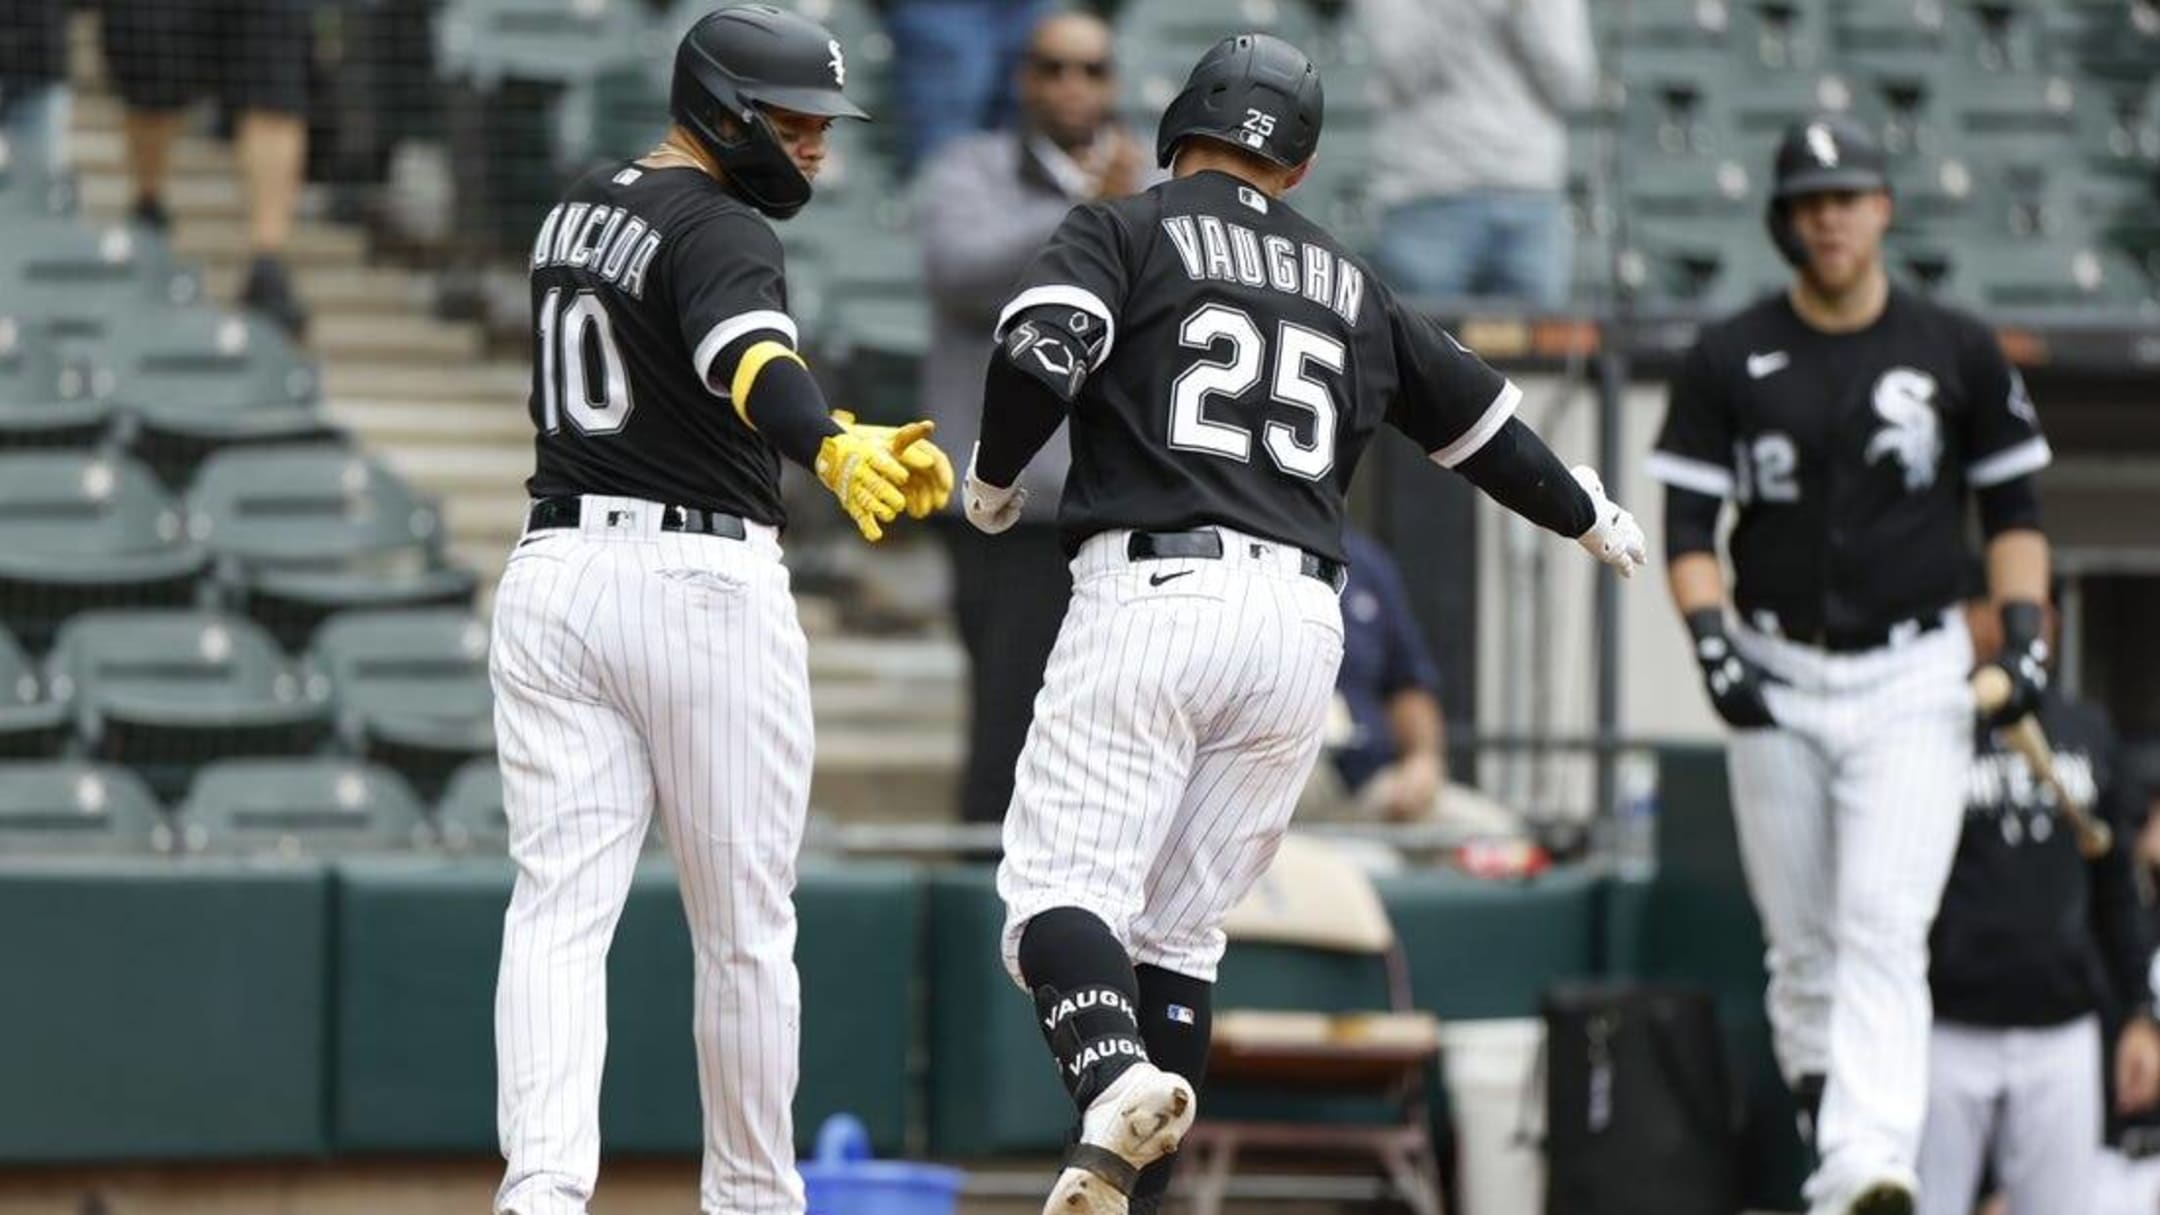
top-left (1726, 613), bottom-right (1975, 1208)
top-left (1917, 1015), bottom-right (2102, 1215)
top-left (489, 497), bottom-right (813, 1215)
top-left (998, 526), bottom-right (1346, 986)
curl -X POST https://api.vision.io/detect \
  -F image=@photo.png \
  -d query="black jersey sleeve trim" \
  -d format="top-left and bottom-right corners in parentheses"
top-left (692, 309), bottom-right (799, 397)
top-left (1645, 450), bottom-right (1735, 499)
top-left (994, 285), bottom-right (1116, 370)
top-left (1426, 381), bottom-right (1522, 468)
top-left (1968, 435), bottom-right (2052, 488)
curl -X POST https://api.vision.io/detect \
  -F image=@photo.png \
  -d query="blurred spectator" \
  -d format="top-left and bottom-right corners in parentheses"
top-left (0, 0), bottom-right (68, 175)
top-left (102, 0), bottom-right (314, 336)
top-left (1355, 0), bottom-right (1594, 308)
top-left (1296, 529), bottom-right (1521, 839)
top-left (1917, 593), bottom-right (2160, 1215)
top-left (882, 0), bottom-right (1053, 174)
top-left (915, 7), bottom-right (1156, 826)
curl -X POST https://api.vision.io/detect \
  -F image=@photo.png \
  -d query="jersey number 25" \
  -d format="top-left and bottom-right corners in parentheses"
top-left (1169, 303), bottom-right (1344, 481)
top-left (537, 287), bottom-right (635, 435)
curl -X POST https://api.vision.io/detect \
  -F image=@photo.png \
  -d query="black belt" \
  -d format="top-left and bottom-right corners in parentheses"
top-left (1775, 613), bottom-right (1945, 654)
top-left (1125, 529), bottom-right (1345, 588)
top-left (526, 496), bottom-right (747, 539)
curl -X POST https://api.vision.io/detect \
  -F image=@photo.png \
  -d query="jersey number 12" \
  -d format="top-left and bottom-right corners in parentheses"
top-left (537, 287), bottom-right (635, 435)
top-left (1169, 303), bottom-right (1343, 481)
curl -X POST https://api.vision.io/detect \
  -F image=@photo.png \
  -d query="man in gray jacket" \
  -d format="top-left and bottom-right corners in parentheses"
top-left (916, 8), bottom-right (1161, 826)
top-left (1357, 0), bottom-right (1596, 307)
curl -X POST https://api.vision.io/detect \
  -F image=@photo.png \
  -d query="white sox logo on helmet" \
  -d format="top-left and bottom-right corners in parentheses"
top-left (828, 39), bottom-right (845, 86)
top-left (1806, 122), bottom-right (1840, 167)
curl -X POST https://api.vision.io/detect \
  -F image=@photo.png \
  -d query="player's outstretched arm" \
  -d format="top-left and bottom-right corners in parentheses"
top-left (728, 340), bottom-right (911, 541)
top-left (965, 304), bottom-right (1091, 534)
top-left (1452, 418), bottom-right (1647, 578)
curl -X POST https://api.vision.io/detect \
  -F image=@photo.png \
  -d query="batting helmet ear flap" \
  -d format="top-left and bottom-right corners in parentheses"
top-left (1767, 198), bottom-right (1811, 270)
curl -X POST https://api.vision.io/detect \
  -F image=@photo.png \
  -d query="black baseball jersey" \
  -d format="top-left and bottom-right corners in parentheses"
top-left (524, 162), bottom-right (797, 524)
top-left (1931, 692), bottom-right (2153, 1028)
top-left (1650, 288), bottom-right (2052, 639)
top-left (997, 169), bottom-right (1520, 564)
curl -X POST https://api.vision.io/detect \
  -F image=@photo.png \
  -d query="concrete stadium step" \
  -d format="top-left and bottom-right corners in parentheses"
top-left (168, 218), bottom-right (367, 267)
top-left (78, 170), bottom-right (244, 220)
top-left (812, 680), bottom-right (963, 725)
top-left (204, 265), bottom-right (428, 317)
top-left (812, 729), bottom-right (962, 823)
top-left (807, 636), bottom-right (965, 683)
top-left (312, 313), bottom-right (485, 363)
top-left (324, 362), bottom-right (530, 403)
top-left (387, 445), bottom-right (533, 497)
top-left (327, 398), bottom-right (533, 446)
top-left (69, 129), bottom-right (235, 179)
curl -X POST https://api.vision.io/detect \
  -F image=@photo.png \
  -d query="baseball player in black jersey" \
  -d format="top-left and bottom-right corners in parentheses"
top-left (489, 8), bottom-right (951, 1214)
top-left (1649, 115), bottom-right (2055, 1215)
top-left (1918, 594), bottom-right (2159, 1215)
top-left (965, 34), bottom-right (1646, 1215)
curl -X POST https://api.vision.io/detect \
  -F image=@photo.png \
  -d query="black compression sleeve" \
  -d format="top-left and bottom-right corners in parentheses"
top-left (1976, 474), bottom-right (2042, 537)
top-left (738, 353), bottom-right (842, 471)
top-left (1665, 484), bottom-right (1721, 559)
top-left (1453, 417), bottom-right (1595, 537)
top-left (975, 346), bottom-right (1071, 487)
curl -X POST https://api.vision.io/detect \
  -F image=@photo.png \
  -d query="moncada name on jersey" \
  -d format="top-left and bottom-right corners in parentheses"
top-left (529, 193), bottom-right (667, 300)
top-left (1160, 214), bottom-right (1367, 327)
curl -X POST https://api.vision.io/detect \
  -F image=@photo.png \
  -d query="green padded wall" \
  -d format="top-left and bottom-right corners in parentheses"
top-left (331, 858), bottom-right (921, 1156)
top-left (924, 867), bottom-right (1070, 1156)
top-left (1378, 866), bottom-right (1602, 1019)
top-left (0, 859), bottom-right (330, 1162)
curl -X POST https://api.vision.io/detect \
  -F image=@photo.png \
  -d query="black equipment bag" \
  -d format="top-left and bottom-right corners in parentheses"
top-left (1540, 982), bottom-right (1740, 1215)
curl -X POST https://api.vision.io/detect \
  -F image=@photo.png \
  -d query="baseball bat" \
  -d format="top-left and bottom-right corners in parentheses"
top-left (1972, 666), bottom-right (2113, 859)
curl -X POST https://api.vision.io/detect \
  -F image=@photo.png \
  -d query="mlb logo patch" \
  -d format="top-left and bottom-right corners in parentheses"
top-left (1167, 1004), bottom-right (1196, 1025)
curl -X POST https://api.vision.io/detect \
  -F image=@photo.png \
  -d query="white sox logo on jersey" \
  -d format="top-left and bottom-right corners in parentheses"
top-left (1866, 368), bottom-right (1942, 492)
top-left (828, 39), bottom-right (845, 86)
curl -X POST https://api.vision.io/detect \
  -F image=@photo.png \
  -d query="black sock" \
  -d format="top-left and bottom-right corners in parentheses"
top-left (1128, 964), bottom-right (1213, 1215)
top-left (1018, 907), bottom-right (1146, 1112)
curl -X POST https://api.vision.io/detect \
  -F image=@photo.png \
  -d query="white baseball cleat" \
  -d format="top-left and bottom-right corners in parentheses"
top-left (1042, 1062), bottom-right (1196, 1215)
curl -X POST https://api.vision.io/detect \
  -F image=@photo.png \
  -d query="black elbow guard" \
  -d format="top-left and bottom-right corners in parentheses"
top-left (997, 304), bottom-right (1107, 404)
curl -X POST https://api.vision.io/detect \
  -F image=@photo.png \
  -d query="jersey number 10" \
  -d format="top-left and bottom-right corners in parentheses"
top-left (536, 287), bottom-right (635, 435)
top-left (1169, 303), bottom-right (1344, 481)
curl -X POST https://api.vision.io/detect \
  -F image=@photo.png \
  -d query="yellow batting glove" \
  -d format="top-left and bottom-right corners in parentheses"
top-left (815, 428), bottom-right (911, 542)
top-left (831, 412), bottom-right (955, 519)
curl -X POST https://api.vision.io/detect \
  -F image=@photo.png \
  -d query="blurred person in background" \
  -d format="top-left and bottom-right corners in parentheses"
top-left (101, 0), bottom-right (314, 336)
top-left (1295, 527), bottom-right (1523, 840)
top-left (1354, 0), bottom-right (1594, 308)
top-left (1918, 588), bottom-right (2160, 1215)
top-left (882, 0), bottom-right (1054, 174)
top-left (0, 0), bottom-right (68, 177)
top-left (916, 7), bottom-right (1159, 827)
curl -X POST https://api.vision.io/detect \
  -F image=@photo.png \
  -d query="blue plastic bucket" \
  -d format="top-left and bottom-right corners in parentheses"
top-left (799, 1114), bottom-right (966, 1215)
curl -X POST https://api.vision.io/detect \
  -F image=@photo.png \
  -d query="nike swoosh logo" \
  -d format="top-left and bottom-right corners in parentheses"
top-left (1746, 351), bottom-right (1790, 379)
top-left (1148, 570), bottom-right (1194, 587)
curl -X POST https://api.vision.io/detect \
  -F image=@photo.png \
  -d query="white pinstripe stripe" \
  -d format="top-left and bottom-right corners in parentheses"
top-left (493, 508), bottom-right (808, 1215)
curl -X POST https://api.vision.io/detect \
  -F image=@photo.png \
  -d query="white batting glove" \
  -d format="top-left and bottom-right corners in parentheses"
top-left (1571, 464), bottom-right (1648, 579)
top-left (963, 444), bottom-right (1027, 535)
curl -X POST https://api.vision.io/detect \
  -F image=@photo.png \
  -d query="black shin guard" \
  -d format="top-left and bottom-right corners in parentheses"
top-left (1128, 964), bottom-right (1213, 1215)
top-left (1018, 908), bottom-right (1146, 1111)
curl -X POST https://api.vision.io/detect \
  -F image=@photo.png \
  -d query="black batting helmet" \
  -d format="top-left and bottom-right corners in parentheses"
top-left (671, 4), bottom-right (869, 221)
top-left (1155, 33), bottom-right (1323, 171)
top-left (1764, 114), bottom-right (1890, 268)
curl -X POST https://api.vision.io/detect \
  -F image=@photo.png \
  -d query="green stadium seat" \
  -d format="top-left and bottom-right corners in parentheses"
top-left (1960, 239), bottom-right (2151, 312)
top-left (0, 220), bottom-right (201, 345)
top-left (311, 609), bottom-right (493, 801)
top-left (176, 758), bottom-right (429, 856)
top-left (1623, 154), bottom-right (1760, 223)
top-left (0, 320), bottom-right (108, 448)
top-left (436, 756), bottom-right (507, 853)
top-left (1729, 0), bottom-right (1833, 73)
top-left (1118, 0), bottom-right (1324, 117)
top-left (0, 762), bottom-right (169, 853)
top-left (0, 452), bottom-right (209, 652)
top-left (0, 125), bottom-right (75, 218)
top-left (47, 609), bottom-right (332, 800)
top-left (1611, 0), bottom-right (1731, 52)
top-left (185, 444), bottom-right (477, 650)
top-left (1620, 217), bottom-right (1788, 311)
top-left (435, 0), bottom-right (662, 91)
top-left (0, 623), bottom-right (69, 757)
top-left (95, 309), bottom-right (331, 488)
